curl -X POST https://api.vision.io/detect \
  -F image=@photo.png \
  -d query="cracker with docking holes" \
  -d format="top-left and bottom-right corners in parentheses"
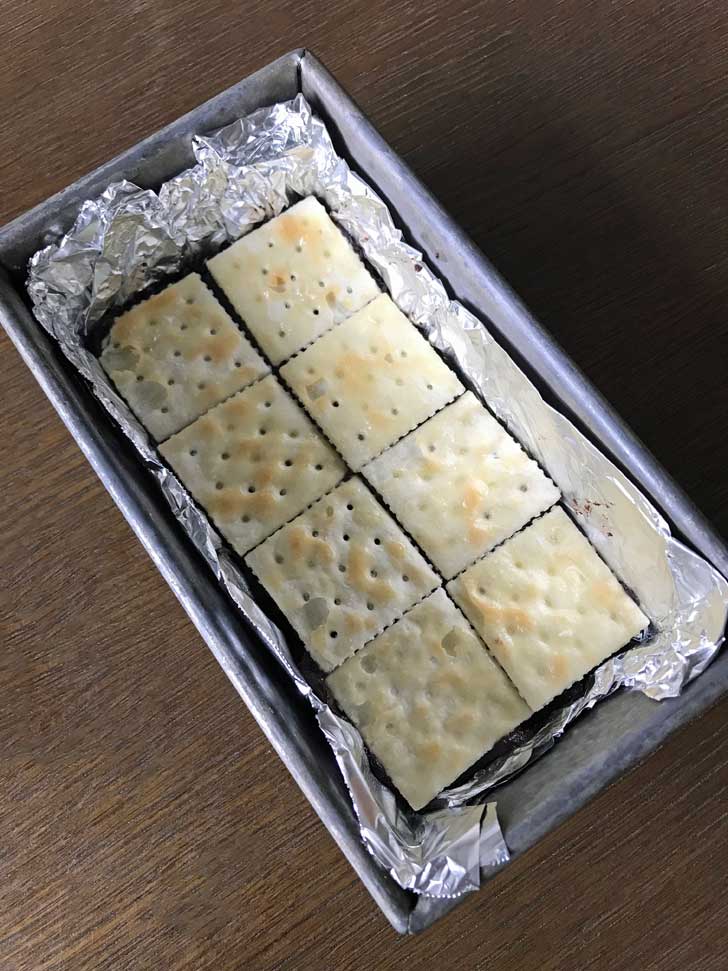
top-left (207, 197), bottom-right (380, 365)
top-left (363, 392), bottom-right (560, 579)
top-left (100, 273), bottom-right (268, 441)
top-left (159, 375), bottom-right (346, 555)
top-left (447, 507), bottom-right (649, 711)
top-left (327, 589), bottom-right (532, 810)
top-left (246, 478), bottom-right (439, 672)
top-left (281, 293), bottom-right (464, 469)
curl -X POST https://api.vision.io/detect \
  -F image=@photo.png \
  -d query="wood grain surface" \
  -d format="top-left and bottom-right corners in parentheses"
top-left (2, 1), bottom-right (728, 967)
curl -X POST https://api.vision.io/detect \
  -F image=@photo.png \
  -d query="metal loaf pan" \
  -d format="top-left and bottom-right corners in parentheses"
top-left (1, 50), bottom-right (726, 934)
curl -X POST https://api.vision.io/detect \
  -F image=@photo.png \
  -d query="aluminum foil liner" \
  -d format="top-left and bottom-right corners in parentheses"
top-left (27, 95), bottom-right (728, 900)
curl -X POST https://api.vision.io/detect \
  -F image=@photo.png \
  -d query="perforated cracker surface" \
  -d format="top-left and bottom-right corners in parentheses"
top-left (363, 392), bottom-right (560, 579)
top-left (100, 273), bottom-right (268, 441)
top-left (207, 197), bottom-right (379, 365)
top-left (447, 507), bottom-right (649, 711)
top-left (327, 589), bottom-right (531, 810)
top-left (159, 375), bottom-right (346, 555)
top-left (281, 293), bottom-right (464, 469)
top-left (246, 478), bottom-right (439, 672)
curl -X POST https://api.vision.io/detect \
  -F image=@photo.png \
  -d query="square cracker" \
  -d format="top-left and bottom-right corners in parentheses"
top-left (207, 197), bottom-right (379, 365)
top-left (281, 293), bottom-right (464, 469)
top-left (363, 392), bottom-right (560, 579)
top-left (246, 478), bottom-right (439, 672)
top-left (100, 273), bottom-right (268, 441)
top-left (327, 589), bottom-right (531, 810)
top-left (159, 375), bottom-right (346, 555)
top-left (447, 507), bottom-right (649, 711)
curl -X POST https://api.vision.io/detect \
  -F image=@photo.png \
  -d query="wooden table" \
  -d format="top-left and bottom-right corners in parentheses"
top-left (2, 2), bottom-right (727, 967)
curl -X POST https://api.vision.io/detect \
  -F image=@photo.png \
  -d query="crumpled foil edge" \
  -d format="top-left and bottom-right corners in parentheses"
top-left (26, 94), bottom-right (728, 899)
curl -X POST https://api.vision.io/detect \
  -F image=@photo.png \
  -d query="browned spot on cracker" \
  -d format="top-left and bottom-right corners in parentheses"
top-left (223, 398), bottom-right (251, 422)
top-left (192, 415), bottom-right (219, 442)
top-left (445, 710), bottom-right (474, 736)
top-left (337, 352), bottom-right (374, 393)
top-left (209, 490), bottom-right (245, 521)
top-left (276, 213), bottom-right (312, 248)
top-left (590, 579), bottom-right (623, 612)
top-left (343, 613), bottom-right (364, 634)
top-left (255, 463), bottom-right (276, 488)
top-left (550, 653), bottom-right (569, 683)
top-left (287, 525), bottom-right (335, 564)
top-left (466, 583), bottom-right (534, 633)
top-left (153, 289), bottom-right (176, 311)
top-left (229, 437), bottom-right (258, 460)
top-left (268, 272), bottom-right (287, 293)
top-left (463, 479), bottom-right (491, 544)
top-left (347, 546), bottom-right (395, 602)
top-left (196, 330), bottom-right (239, 365)
top-left (385, 541), bottom-right (406, 562)
top-left (112, 314), bottom-right (138, 345)
top-left (369, 410), bottom-right (395, 431)
top-left (249, 490), bottom-right (278, 518)
top-left (414, 739), bottom-right (442, 762)
top-left (463, 480), bottom-right (485, 517)
top-left (421, 455), bottom-right (442, 476)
